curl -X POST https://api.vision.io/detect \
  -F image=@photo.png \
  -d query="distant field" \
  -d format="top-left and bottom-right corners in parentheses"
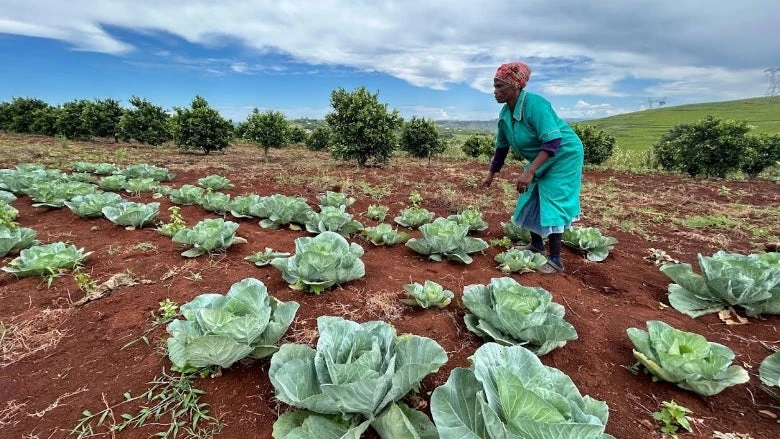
top-left (576, 96), bottom-right (780, 155)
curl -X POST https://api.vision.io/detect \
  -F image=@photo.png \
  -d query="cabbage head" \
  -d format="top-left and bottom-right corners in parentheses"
top-left (271, 231), bottom-right (365, 294)
top-left (305, 205), bottom-right (364, 237)
top-left (661, 251), bottom-right (780, 317)
top-left (759, 351), bottom-right (780, 400)
top-left (102, 201), bottom-right (159, 228)
top-left (362, 223), bottom-right (409, 246)
top-left (64, 192), bottom-right (123, 218)
top-left (2, 242), bottom-right (92, 278)
top-left (561, 226), bottom-right (618, 262)
top-left (0, 226), bottom-right (38, 257)
top-left (172, 218), bottom-right (247, 257)
top-left (463, 277), bottom-right (577, 355)
top-left (251, 194), bottom-right (314, 229)
top-left (406, 218), bottom-right (488, 264)
top-left (627, 320), bottom-right (749, 395)
top-left (269, 316), bottom-right (446, 438)
top-left (494, 248), bottom-right (547, 273)
top-left (431, 343), bottom-right (614, 439)
top-left (166, 278), bottom-right (299, 372)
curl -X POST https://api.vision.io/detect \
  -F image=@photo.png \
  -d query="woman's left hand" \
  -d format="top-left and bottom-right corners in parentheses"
top-left (515, 171), bottom-right (534, 192)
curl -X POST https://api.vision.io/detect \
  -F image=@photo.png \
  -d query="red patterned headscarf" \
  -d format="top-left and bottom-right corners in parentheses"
top-left (495, 62), bottom-right (532, 89)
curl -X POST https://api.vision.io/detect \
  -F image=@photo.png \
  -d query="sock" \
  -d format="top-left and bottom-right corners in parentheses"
top-left (548, 233), bottom-right (562, 265)
top-left (530, 232), bottom-right (544, 252)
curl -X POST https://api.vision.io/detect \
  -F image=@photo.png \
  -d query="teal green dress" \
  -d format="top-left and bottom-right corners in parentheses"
top-left (496, 90), bottom-right (583, 235)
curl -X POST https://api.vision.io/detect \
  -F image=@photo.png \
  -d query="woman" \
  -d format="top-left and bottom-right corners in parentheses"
top-left (481, 62), bottom-right (583, 274)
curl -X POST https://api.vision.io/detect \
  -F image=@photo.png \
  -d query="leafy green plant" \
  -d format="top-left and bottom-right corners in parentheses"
top-left (759, 351), bottom-right (780, 400)
top-left (64, 192), bottom-right (123, 218)
top-left (251, 194), bottom-right (314, 230)
top-left (652, 400), bottom-right (693, 438)
top-left (494, 248), bottom-right (548, 273)
top-left (228, 193), bottom-right (262, 218)
top-left (197, 174), bottom-right (234, 191)
top-left (463, 277), bottom-right (578, 355)
top-left (460, 133), bottom-right (495, 158)
top-left (406, 218), bottom-right (489, 264)
top-left (394, 207), bottom-right (435, 229)
top-left (71, 369), bottom-right (220, 438)
top-left (408, 190), bottom-right (423, 207)
top-left (0, 226), bottom-right (38, 257)
top-left (431, 343), bottom-right (613, 438)
top-left (447, 208), bottom-right (489, 233)
top-left (29, 181), bottom-right (99, 208)
top-left (400, 116), bottom-right (446, 164)
top-left (304, 205), bottom-right (363, 237)
top-left (660, 251), bottom-right (780, 317)
top-left (0, 190), bottom-right (16, 204)
top-left (170, 95), bottom-right (233, 154)
top-left (627, 320), bottom-right (749, 395)
top-left (361, 223), bottom-right (409, 246)
top-left (171, 218), bottom-right (247, 257)
top-left (269, 316), bottom-right (446, 438)
top-left (123, 177), bottom-right (159, 195)
top-left (168, 184), bottom-right (205, 205)
top-left (72, 269), bottom-right (98, 293)
top-left (402, 280), bottom-right (453, 308)
top-left (316, 190), bottom-right (355, 209)
top-left (245, 247), bottom-right (291, 267)
top-left (501, 221), bottom-right (532, 244)
top-left (157, 206), bottom-right (187, 237)
top-left (0, 203), bottom-right (19, 228)
top-left (121, 164), bottom-right (174, 181)
top-left (98, 174), bottom-right (126, 191)
top-left (198, 191), bottom-right (231, 215)
top-left (304, 124), bottom-right (331, 151)
top-left (270, 231), bottom-right (365, 294)
top-left (489, 236), bottom-right (512, 248)
top-left (92, 162), bottom-right (120, 175)
top-left (2, 242), bottom-right (92, 283)
top-left (166, 278), bottom-right (299, 372)
top-left (102, 201), bottom-right (160, 228)
top-left (326, 86), bottom-right (403, 167)
top-left (365, 204), bottom-right (389, 222)
top-left (242, 108), bottom-right (289, 157)
top-left (572, 124), bottom-right (616, 165)
top-left (117, 96), bottom-right (171, 146)
top-left (562, 226), bottom-right (618, 262)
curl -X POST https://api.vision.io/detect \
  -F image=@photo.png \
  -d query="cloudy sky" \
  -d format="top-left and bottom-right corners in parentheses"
top-left (1, 0), bottom-right (778, 122)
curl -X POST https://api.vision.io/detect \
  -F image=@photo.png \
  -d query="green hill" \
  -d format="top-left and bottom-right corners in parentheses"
top-left (576, 96), bottom-right (780, 155)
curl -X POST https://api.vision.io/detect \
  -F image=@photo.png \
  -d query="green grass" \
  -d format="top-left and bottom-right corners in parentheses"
top-left (577, 96), bottom-right (780, 155)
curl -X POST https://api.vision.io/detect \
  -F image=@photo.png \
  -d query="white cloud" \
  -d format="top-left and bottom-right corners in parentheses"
top-left (1, 0), bottom-right (778, 106)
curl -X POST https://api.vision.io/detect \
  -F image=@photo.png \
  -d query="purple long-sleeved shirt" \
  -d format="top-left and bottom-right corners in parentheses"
top-left (489, 138), bottom-right (561, 173)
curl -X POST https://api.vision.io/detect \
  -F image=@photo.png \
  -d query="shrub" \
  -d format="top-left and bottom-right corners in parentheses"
top-left (56, 99), bottom-right (92, 140)
top-left (653, 116), bottom-right (750, 178)
top-left (572, 124), bottom-right (616, 165)
top-left (741, 133), bottom-right (780, 178)
top-left (325, 86), bottom-right (403, 166)
top-left (461, 134), bottom-right (494, 158)
top-left (29, 105), bottom-right (61, 136)
top-left (82, 98), bottom-right (123, 141)
top-left (304, 125), bottom-right (331, 151)
top-left (287, 125), bottom-right (307, 144)
top-left (400, 116), bottom-right (446, 163)
top-left (118, 96), bottom-right (171, 146)
top-left (170, 96), bottom-right (233, 154)
top-left (242, 109), bottom-right (288, 157)
top-left (0, 97), bottom-right (49, 133)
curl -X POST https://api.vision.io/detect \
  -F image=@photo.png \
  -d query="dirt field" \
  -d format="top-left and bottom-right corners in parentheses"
top-left (1, 135), bottom-right (778, 438)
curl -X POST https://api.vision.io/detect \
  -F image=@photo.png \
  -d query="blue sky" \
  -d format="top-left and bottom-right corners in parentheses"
top-left (1, 1), bottom-right (778, 122)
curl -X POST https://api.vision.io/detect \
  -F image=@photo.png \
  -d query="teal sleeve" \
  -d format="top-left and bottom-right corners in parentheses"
top-left (526, 97), bottom-right (563, 143)
top-left (495, 121), bottom-right (509, 149)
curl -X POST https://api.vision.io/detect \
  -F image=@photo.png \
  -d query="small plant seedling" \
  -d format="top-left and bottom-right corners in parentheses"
top-left (157, 206), bottom-right (187, 237)
top-left (653, 400), bottom-right (692, 438)
top-left (489, 236), bottom-right (513, 248)
top-left (73, 269), bottom-right (99, 293)
top-left (156, 299), bottom-right (179, 323)
top-left (408, 190), bottom-right (423, 207)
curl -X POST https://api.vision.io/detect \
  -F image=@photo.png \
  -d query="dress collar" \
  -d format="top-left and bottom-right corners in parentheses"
top-left (500, 89), bottom-right (527, 123)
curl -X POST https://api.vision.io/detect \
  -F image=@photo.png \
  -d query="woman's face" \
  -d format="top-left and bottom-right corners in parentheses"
top-left (493, 78), bottom-right (518, 103)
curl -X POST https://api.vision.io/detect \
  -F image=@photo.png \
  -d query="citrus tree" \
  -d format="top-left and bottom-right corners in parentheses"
top-left (242, 109), bottom-right (288, 157)
top-left (325, 86), bottom-right (403, 166)
top-left (170, 96), bottom-right (233, 154)
top-left (118, 96), bottom-right (171, 146)
top-left (400, 116), bottom-right (446, 164)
